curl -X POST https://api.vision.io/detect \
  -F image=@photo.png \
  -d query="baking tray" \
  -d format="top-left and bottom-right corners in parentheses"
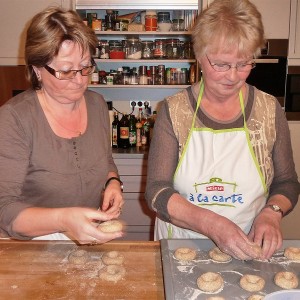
top-left (161, 239), bottom-right (300, 300)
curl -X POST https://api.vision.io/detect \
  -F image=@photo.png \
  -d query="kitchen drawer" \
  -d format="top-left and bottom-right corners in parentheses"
top-left (122, 192), bottom-right (155, 226)
top-left (114, 158), bottom-right (148, 176)
top-left (122, 175), bottom-right (146, 193)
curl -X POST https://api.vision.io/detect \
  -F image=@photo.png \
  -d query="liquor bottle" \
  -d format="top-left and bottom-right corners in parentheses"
top-left (118, 113), bottom-right (130, 148)
top-left (111, 112), bottom-right (119, 148)
top-left (129, 114), bottom-right (137, 147)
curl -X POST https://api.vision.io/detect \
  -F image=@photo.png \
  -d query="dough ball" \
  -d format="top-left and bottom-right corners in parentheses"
top-left (99, 264), bottom-right (126, 283)
top-left (240, 274), bottom-right (265, 292)
top-left (68, 249), bottom-right (89, 265)
top-left (174, 247), bottom-right (197, 262)
top-left (102, 251), bottom-right (124, 265)
top-left (274, 271), bottom-right (299, 289)
top-left (98, 220), bottom-right (123, 233)
top-left (197, 272), bottom-right (224, 293)
top-left (284, 247), bottom-right (300, 261)
top-left (208, 247), bottom-right (232, 263)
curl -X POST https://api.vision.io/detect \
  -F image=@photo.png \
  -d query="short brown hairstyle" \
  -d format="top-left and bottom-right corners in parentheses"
top-left (192, 0), bottom-right (265, 60)
top-left (25, 6), bottom-right (98, 89)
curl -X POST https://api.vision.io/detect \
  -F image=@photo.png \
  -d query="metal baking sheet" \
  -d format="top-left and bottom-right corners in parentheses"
top-left (161, 239), bottom-right (300, 300)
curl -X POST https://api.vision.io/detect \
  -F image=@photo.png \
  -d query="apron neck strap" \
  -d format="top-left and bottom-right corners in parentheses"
top-left (193, 81), bottom-right (247, 129)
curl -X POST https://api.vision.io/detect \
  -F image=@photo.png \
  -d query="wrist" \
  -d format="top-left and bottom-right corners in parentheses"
top-left (104, 177), bottom-right (123, 192)
top-left (262, 204), bottom-right (284, 217)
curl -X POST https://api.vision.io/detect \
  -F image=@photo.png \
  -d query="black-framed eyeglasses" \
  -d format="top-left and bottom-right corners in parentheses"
top-left (44, 62), bottom-right (96, 80)
top-left (206, 54), bottom-right (256, 72)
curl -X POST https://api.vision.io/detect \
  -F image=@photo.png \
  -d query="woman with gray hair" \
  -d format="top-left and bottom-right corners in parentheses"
top-left (145, 0), bottom-right (299, 260)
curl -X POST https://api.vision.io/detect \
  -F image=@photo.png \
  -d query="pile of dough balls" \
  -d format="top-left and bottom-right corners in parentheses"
top-left (99, 250), bottom-right (126, 283)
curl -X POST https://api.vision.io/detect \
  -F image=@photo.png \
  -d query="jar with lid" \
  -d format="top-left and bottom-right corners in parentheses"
top-left (92, 41), bottom-right (101, 58)
top-left (109, 40), bottom-right (125, 59)
top-left (139, 66), bottom-right (148, 85)
top-left (166, 38), bottom-right (180, 59)
top-left (141, 41), bottom-right (154, 59)
top-left (145, 10), bottom-right (157, 31)
top-left (171, 18), bottom-right (185, 31)
top-left (157, 12), bottom-right (172, 32)
top-left (153, 39), bottom-right (167, 59)
top-left (155, 65), bottom-right (165, 85)
top-left (115, 67), bottom-right (124, 85)
top-left (99, 70), bottom-right (107, 84)
top-left (183, 41), bottom-right (195, 59)
top-left (99, 40), bottom-right (109, 59)
top-left (126, 38), bottom-right (142, 59)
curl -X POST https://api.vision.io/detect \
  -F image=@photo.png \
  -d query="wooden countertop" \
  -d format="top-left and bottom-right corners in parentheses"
top-left (0, 240), bottom-right (165, 299)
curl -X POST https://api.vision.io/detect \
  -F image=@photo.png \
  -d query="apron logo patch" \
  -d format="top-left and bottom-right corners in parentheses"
top-left (189, 177), bottom-right (243, 208)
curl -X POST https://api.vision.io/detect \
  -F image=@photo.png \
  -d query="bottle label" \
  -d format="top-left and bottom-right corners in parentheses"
top-left (112, 126), bottom-right (118, 146)
top-left (129, 131), bottom-right (137, 144)
top-left (120, 127), bottom-right (129, 139)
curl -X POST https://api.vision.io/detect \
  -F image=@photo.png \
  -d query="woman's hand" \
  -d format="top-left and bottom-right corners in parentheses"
top-left (57, 207), bottom-right (124, 244)
top-left (101, 179), bottom-right (124, 216)
top-left (205, 214), bottom-right (263, 260)
top-left (248, 208), bottom-right (283, 259)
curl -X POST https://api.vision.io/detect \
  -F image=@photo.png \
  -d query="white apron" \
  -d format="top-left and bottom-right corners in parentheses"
top-left (155, 83), bottom-right (267, 240)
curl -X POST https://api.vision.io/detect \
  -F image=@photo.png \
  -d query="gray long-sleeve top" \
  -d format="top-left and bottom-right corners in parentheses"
top-left (145, 84), bottom-right (300, 222)
top-left (0, 89), bottom-right (118, 238)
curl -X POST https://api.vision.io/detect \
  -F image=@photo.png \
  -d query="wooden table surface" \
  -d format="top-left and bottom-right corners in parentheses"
top-left (0, 240), bottom-right (165, 299)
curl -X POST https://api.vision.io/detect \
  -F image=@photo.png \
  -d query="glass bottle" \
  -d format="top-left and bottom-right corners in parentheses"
top-left (112, 112), bottom-right (119, 148)
top-left (118, 113), bottom-right (130, 148)
top-left (139, 66), bottom-right (148, 85)
top-left (115, 67), bottom-right (124, 85)
top-left (129, 115), bottom-right (137, 147)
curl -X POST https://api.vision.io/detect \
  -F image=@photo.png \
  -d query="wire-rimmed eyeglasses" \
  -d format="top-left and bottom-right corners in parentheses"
top-left (44, 62), bottom-right (96, 80)
top-left (206, 54), bottom-right (256, 72)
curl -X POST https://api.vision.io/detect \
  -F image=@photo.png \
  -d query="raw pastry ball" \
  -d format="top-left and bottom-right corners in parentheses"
top-left (99, 264), bottom-right (126, 283)
top-left (68, 249), bottom-right (89, 265)
top-left (98, 220), bottom-right (123, 233)
top-left (197, 272), bottom-right (224, 293)
top-left (208, 247), bottom-right (232, 263)
top-left (174, 247), bottom-right (197, 261)
top-left (284, 247), bottom-right (300, 261)
top-left (240, 274), bottom-right (265, 292)
top-left (274, 271), bottom-right (299, 289)
top-left (102, 251), bottom-right (124, 265)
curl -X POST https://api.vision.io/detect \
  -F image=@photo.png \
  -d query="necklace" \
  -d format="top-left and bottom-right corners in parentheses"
top-left (41, 91), bottom-right (82, 137)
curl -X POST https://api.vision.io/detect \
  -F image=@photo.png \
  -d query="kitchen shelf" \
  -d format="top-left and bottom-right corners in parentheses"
top-left (94, 30), bottom-right (192, 36)
top-left (95, 59), bottom-right (196, 63)
top-left (88, 84), bottom-right (189, 88)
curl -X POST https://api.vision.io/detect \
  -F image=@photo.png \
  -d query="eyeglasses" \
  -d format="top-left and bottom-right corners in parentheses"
top-left (206, 54), bottom-right (256, 72)
top-left (44, 63), bottom-right (96, 80)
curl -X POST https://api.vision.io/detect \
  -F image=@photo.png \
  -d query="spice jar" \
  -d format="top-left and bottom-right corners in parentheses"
top-left (142, 41), bottom-right (154, 59)
top-left (157, 12), bottom-right (172, 32)
top-left (126, 38), bottom-right (142, 59)
top-left (155, 65), bottom-right (165, 85)
top-left (139, 66), bottom-right (148, 85)
top-left (109, 40), bottom-right (125, 59)
top-left (166, 38), bottom-right (180, 59)
top-left (171, 19), bottom-right (185, 31)
top-left (99, 40), bottom-right (109, 59)
top-left (183, 41), bottom-right (195, 59)
top-left (153, 39), bottom-right (167, 59)
top-left (145, 11), bottom-right (157, 31)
